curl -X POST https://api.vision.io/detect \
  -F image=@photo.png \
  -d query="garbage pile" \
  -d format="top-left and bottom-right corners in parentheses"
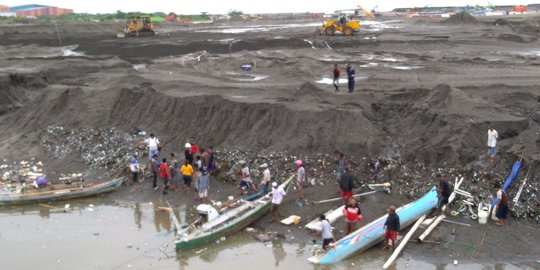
top-left (0, 159), bottom-right (44, 186)
top-left (41, 126), bottom-right (144, 173)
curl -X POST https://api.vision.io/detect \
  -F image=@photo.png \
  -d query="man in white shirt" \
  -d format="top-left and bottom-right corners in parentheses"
top-left (240, 161), bottom-right (257, 193)
top-left (141, 133), bottom-right (160, 162)
top-left (487, 127), bottom-right (498, 162)
top-left (260, 163), bottom-right (271, 194)
top-left (270, 182), bottom-right (286, 222)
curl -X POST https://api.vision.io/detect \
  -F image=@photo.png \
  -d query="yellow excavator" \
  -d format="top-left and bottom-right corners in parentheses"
top-left (320, 14), bottom-right (360, 36)
top-left (117, 16), bottom-right (155, 38)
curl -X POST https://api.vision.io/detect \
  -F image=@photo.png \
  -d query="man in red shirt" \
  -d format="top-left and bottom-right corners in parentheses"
top-left (333, 64), bottom-right (341, 91)
top-left (159, 158), bottom-right (171, 195)
top-left (343, 198), bottom-right (362, 235)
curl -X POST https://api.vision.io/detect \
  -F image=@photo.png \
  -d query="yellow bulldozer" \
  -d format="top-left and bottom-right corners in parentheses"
top-left (320, 14), bottom-right (360, 36)
top-left (117, 16), bottom-right (155, 38)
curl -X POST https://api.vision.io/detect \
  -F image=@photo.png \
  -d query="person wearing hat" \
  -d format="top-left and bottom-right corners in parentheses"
top-left (184, 143), bottom-right (194, 165)
top-left (260, 163), bottom-right (271, 194)
top-left (383, 205), bottom-right (400, 251)
top-left (434, 173), bottom-right (451, 216)
top-left (295, 160), bottom-right (306, 200)
top-left (270, 181), bottom-right (286, 222)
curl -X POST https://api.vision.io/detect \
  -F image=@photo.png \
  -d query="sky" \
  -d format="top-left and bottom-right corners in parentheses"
top-left (2, 0), bottom-right (539, 14)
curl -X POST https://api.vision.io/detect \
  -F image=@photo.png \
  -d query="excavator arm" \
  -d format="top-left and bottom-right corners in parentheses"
top-left (357, 5), bottom-right (375, 18)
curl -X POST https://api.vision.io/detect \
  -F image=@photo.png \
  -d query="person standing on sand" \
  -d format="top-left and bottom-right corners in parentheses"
top-left (270, 182), bottom-right (286, 222)
top-left (206, 146), bottom-right (216, 173)
top-left (494, 182), bottom-right (509, 226)
top-left (335, 151), bottom-right (346, 184)
top-left (295, 160), bottom-right (306, 200)
top-left (260, 163), bottom-right (271, 194)
top-left (201, 148), bottom-right (209, 168)
top-left (340, 164), bottom-right (355, 205)
top-left (184, 143), bottom-right (194, 165)
top-left (434, 173), bottom-right (451, 216)
top-left (181, 159), bottom-right (194, 194)
top-left (343, 197), bottom-right (362, 235)
top-left (333, 64), bottom-right (341, 91)
top-left (129, 155), bottom-right (140, 186)
top-left (317, 214), bottom-right (335, 251)
top-left (197, 168), bottom-right (210, 203)
top-left (487, 127), bottom-right (498, 163)
top-left (150, 154), bottom-right (160, 190)
top-left (346, 63), bottom-right (355, 93)
top-left (141, 133), bottom-right (160, 162)
top-left (159, 158), bottom-right (171, 195)
top-left (382, 205), bottom-right (400, 251)
top-left (169, 153), bottom-right (179, 192)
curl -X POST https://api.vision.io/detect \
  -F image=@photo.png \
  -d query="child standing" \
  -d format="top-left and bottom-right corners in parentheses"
top-left (383, 205), bottom-right (400, 251)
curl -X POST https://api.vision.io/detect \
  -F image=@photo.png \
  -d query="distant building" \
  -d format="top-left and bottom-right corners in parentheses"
top-left (10, 4), bottom-right (73, 17)
top-left (0, 5), bottom-right (16, 17)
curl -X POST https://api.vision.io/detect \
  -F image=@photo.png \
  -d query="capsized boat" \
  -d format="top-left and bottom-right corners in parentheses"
top-left (308, 186), bottom-right (438, 265)
top-left (171, 175), bottom-right (294, 250)
top-left (0, 177), bottom-right (125, 206)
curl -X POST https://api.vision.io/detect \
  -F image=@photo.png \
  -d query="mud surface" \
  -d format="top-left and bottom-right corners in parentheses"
top-left (1, 16), bottom-right (540, 269)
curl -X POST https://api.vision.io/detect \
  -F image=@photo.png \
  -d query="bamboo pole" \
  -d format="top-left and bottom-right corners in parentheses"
top-left (383, 214), bottom-right (427, 269)
top-left (417, 214), bottom-right (445, 242)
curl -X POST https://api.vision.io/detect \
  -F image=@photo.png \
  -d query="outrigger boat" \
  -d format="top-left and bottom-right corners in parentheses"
top-left (0, 177), bottom-right (125, 206)
top-left (308, 186), bottom-right (438, 265)
top-left (170, 175), bottom-right (294, 250)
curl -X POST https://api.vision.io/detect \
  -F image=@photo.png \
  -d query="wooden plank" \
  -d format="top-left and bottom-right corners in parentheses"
top-left (383, 214), bottom-right (427, 269)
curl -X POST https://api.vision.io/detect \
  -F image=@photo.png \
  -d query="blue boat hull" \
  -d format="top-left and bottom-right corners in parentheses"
top-left (309, 186), bottom-right (438, 265)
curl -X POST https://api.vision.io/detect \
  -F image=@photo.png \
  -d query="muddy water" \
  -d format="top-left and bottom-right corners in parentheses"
top-left (0, 200), bottom-right (537, 270)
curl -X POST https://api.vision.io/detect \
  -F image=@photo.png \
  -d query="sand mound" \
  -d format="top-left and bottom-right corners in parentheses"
top-left (442, 12), bottom-right (479, 25)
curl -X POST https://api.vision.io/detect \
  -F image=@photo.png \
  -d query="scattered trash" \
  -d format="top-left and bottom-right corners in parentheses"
top-left (280, 215), bottom-right (301, 225)
top-left (240, 64), bottom-right (253, 71)
top-left (253, 234), bottom-right (271, 242)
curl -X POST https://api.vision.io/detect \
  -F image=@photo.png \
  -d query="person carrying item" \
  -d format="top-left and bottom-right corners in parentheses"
top-left (434, 173), bottom-right (451, 216)
top-left (270, 182), bottom-right (286, 222)
top-left (343, 197), bottom-right (362, 235)
top-left (316, 214), bottom-right (335, 251)
top-left (383, 205), bottom-right (400, 251)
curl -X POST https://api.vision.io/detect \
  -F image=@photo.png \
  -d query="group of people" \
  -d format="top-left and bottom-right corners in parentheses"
top-left (332, 63), bottom-right (356, 93)
top-left (129, 133), bottom-right (215, 202)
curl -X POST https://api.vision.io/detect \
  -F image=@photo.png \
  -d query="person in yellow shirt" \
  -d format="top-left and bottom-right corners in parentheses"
top-left (181, 159), bottom-right (194, 193)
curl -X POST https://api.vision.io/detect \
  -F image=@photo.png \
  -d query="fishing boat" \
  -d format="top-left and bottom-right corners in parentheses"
top-left (171, 175), bottom-right (294, 250)
top-left (308, 186), bottom-right (438, 265)
top-left (0, 177), bottom-right (125, 206)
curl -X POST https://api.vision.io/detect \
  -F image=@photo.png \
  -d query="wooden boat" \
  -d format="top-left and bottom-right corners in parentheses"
top-left (0, 177), bottom-right (125, 206)
top-left (171, 175), bottom-right (294, 250)
top-left (308, 186), bottom-right (438, 265)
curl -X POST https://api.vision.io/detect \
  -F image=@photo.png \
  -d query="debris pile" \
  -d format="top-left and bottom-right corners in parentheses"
top-left (442, 12), bottom-right (479, 25)
top-left (41, 126), bottom-right (144, 173)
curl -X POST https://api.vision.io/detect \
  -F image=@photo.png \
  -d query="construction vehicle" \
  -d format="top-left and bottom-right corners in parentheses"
top-left (117, 16), bottom-right (155, 38)
top-left (320, 14), bottom-right (360, 36)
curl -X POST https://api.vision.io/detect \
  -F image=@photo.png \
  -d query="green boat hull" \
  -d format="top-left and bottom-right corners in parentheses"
top-left (0, 177), bottom-right (125, 206)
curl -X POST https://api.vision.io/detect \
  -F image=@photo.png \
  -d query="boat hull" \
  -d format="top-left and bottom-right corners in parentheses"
top-left (309, 186), bottom-right (438, 265)
top-left (0, 177), bottom-right (125, 206)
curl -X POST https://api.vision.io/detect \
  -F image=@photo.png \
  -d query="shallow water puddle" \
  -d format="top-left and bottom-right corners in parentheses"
top-left (316, 77), bottom-right (367, 85)
top-left (390, 65), bottom-right (423, 70)
top-left (227, 72), bottom-right (269, 82)
top-left (195, 23), bottom-right (321, 33)
top-left (0, 202), bottom-right (536, 270)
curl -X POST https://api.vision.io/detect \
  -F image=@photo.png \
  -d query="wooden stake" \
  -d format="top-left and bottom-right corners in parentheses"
top-left (475, 229), bottom-right (488, 258)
